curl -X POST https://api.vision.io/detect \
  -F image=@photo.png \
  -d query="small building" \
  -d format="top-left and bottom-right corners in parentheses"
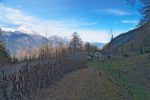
top-left (93, 50), bottom-right (102, 60)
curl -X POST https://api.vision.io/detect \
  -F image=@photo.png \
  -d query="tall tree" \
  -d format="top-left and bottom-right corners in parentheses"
top-left (126, 0), bottom-right (150, 24)
top-left (69, 32), bottom-right (83, 58)
top-left (140, 0), bottom-right (150, 24)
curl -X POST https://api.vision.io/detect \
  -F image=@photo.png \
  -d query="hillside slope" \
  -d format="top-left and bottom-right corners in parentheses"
top-left (103, 22), bottom-right (150, 54)
top-left (90, 53), bottom-right (150, 100)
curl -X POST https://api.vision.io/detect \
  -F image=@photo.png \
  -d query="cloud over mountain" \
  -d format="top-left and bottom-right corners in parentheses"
top-left (0, 3), bottom-right (111, 43)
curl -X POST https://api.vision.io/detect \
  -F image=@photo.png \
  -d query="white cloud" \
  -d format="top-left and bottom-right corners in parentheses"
top-left (0, 3), bottom-right (34, 26)
top-left (78, 30), bottom-right (110, 43)
top-left (0, 3), bottom-right (110, 43)
top-left (101, 9), bottom-right (131, 16)
top-left (121, 20), bottom-right (138, 24)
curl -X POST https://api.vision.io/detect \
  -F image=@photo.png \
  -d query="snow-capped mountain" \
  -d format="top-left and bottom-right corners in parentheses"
top-left (1, 25), bottom-right (40, 35)
top-left (49, 35), bottom-right (69, 46)
top-left (0, 30), bottom-right (47, 55)
top-left (0, 26), bottom-right (105, 56)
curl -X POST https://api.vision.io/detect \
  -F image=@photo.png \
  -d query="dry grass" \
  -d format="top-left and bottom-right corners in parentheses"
top-left (30, 67), bottom-right (120, 100)
top-left (90, 53), bottom-right (150, 100)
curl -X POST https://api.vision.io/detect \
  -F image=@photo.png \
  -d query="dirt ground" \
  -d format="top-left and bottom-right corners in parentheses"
top-left (30, 67), bottom-right (120, 100)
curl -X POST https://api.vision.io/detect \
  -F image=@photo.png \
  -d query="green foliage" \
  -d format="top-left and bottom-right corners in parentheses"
top-left (0, 41), bottom-right (11, 63)
top-left (11, 55), bottom-right (18, 63)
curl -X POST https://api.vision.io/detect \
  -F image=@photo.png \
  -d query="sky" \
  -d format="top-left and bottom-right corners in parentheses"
top-left (0, 0), bottom-right (142, 43)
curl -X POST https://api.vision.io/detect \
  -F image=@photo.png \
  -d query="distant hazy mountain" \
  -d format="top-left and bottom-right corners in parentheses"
top-left (49, 35), bottom-right (69, 46)
top-left (0, 29), bottom-right (68, 56)
top-left (0, 27), bottom-right (106, 56)
top-left (92, 42), bottom-right (105, 48)
top-left (0, 30), bottom-right (47, 55)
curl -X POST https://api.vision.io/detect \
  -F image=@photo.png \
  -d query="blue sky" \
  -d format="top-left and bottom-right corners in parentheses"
top-left (0, 0), bottom-right (142, 43)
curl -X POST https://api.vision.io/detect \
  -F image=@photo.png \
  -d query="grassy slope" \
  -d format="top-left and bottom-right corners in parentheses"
top-left (89, 53), bottom-right (150, 100)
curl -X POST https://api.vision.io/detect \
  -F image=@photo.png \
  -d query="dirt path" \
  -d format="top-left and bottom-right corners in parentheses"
top-left (31, 67), bottom-right (120, 100)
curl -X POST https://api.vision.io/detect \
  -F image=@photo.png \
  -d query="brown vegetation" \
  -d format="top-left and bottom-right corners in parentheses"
top-left (0, 32), bottom-right (97, 100)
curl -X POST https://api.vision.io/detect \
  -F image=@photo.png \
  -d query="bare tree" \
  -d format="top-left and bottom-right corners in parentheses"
top-left (69, 32), bottom-right (83, 58)
top-left (127, 0), bottom-right (136, 6)
top-left (140, 0), bottom-right (150, 24)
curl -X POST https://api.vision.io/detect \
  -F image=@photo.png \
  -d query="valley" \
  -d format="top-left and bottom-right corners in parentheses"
top-left (0, 0), bottom-right (150, 100)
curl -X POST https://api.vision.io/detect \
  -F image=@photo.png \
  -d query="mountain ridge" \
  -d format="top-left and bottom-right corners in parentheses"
top-left (0, 28), bottom-right (106, 56)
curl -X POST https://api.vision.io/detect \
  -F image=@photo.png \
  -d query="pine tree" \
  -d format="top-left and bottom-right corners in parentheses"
top-left (126, 0), bottom-right (150, 25)
top-left (140, 0), bottom-right (150, 24)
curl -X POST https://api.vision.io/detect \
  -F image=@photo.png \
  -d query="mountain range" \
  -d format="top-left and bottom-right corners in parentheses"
top-left (92, 42), bottom-right (105, 48)
top-left (0, 28), bottom-right (105, 56)
top-left (0, 29), bottom-right (69, 55)
top-left (1, 21), bottom-right (149, 57)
